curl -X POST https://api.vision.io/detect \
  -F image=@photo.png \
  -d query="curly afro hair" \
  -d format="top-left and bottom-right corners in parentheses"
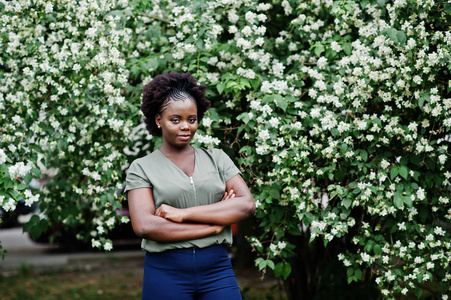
top-left (141, 72), bottom-right (211, 136)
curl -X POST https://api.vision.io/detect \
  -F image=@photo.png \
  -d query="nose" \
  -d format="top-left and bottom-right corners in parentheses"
top-left (180, 120), bottom-right (190, 130)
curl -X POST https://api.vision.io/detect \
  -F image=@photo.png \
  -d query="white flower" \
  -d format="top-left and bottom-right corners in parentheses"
top-left (25, 193), bottom-right (40, 207)
top-left (361, 252), bottom-right (371, 262)
top-left (8, 162), bottom-right (33, 179)
top-left (414, 256), bottom-right (423, 264)
top-left (45, 3), bottom-right (54, 13)
top-left (268, 117), bottom-right (280, 127)
top-left (277, 241), bottom-right (287, 250)
top-left (398, 222), bottom-right (406, 230)
top-left (106, 217), bottom-right (115, 227)
top-left (259, 129), bottom-right (270, 141)
top-left (269, 243), bottom-right (279, 255)
top-left (331, 41), bottom-right (341, 52)
top-left (202, 117), bottom-right (213, 127)
top-left (91, 239), bottom-right (101, 248)
top-left (416, 187), bottom-right (426, 201)
top-left (434, 226), bottom-right (445, 236)
top-left (2, 197), bottom-right (16, 212)
top-left (97, 225), bottom-right (105, 234)
top-left (245, 11), bottom-right (257, 23)
top-left (0, 149), bottom-right (7, 164)
top-left (195, 134), bottom-right (221, 147)
top-left (317, 57), bottom-right (328, 69)
top-left (381, 160), bottom-right (390, 169)
top-left (413, 75), bottom-right (423, 85)
top-left (207, 57), bottom-right (218, 65)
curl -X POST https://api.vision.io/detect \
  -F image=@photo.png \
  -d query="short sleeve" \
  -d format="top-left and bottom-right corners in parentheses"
top-left (124, 160), bottom-right (153, 193)
top-left (219, 149), bottom-right (241, 182)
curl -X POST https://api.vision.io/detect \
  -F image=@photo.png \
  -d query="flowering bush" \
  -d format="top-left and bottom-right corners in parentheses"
top-left (0, 0), bottom-right (134, 251)
top-left (160, 0), bottom-right (451, 298)
top-left (1, 0), bottom-right (450, 299)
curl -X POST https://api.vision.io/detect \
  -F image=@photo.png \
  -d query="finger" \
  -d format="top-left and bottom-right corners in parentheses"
top-left (227, 190), bottom-right (235, 199)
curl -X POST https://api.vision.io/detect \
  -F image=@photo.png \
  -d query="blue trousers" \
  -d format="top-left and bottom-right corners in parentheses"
top-left (142, 244), bottom-right (242, 300)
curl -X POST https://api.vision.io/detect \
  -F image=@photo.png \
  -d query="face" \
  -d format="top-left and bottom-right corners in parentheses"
top-left (155, 98), bottom-right (198, 149)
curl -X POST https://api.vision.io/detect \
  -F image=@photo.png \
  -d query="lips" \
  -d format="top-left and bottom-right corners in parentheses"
top-left (177, 134), bottom-right (191, 141)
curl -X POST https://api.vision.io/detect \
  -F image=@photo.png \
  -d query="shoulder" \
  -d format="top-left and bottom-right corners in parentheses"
top-left (194, 147), bottom-right (227, 160)
top-left (129, 149), bottom-right (161, 169)
top-left (194, 147), bottom-right (237, 168)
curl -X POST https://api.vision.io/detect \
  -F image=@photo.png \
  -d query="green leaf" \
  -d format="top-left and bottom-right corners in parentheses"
top-left (354, 268), bottom-right (362, 281)
top-left (387, 28), bottom-right (398, 42)
top-left (250, 79), bottom-right (260, 91)
top-left (390, 166), bottom-right (399, 180)
top-left (8, 190), bottom-right (20, 200)
top-left (282, 263), bottom-right (291, 280)
top-left (403, 196), bottom-right (413, 208)
top-left (394, 193), bottom-right (403, 208)
top-left (414, 286), bottom-right (423, 299)
top-left (255, 258), bottom-right (266, 270)
top-left (149, 59), bottom-right (159, 70)
top-left (348, 182), bottom-right (357, 189)
top-left (364, 240), bottom-right (374, 253)
top-left (269, 187), bottom-right (280, 199)
top-left (396, 30), bottom-right (406, 45)
top-left (17, 184), bottom-right (28, 191)
top-left (342, 199), bottom-right (352, 209)
top-left (274, 262), bottom-right (284, 278)
top-left (419, 93), bottom-right (430, 108)
top-left (399, 166), bottom-right (408, 179)
top-left (314, 44), bottom-right (325, 57)
top-left (377, 0), bottom-right (386, 6)
top-left (274, 262), bottom-right (291, 278)
top-left (373, 244), bottom-right (382, 255)
top-left (23, 215), bottom-right (39, 233)
top-left (266, 260), bottom-right (275, 270)
top-left (444, 3), bottom-right (451, 13)
top-left (239, 78), bottom-right (251, 89)
top-left (275, 95), bottom-right (287, 112)
top-left (342, 43), bottom-right (352, 55)
top-left (360, 150), bottom-right (368, 162)
top-left (236, 112), bottom-right (250, 124)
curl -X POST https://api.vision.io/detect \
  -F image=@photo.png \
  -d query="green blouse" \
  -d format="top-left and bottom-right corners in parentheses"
top-left (124, 147), bottom-right (240, 253)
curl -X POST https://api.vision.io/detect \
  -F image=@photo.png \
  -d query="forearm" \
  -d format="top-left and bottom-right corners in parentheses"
top-left (132, 214), bottom-right (222, 242)
top-left (182, 196), bottom-right (255, 226)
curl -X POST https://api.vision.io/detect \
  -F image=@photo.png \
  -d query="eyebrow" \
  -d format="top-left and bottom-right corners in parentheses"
top-left (168, 114), bottom-right (197, 117)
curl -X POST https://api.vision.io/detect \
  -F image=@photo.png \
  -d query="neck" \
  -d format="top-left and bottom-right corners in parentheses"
top-left (159, 143), bottom-right (193, 156)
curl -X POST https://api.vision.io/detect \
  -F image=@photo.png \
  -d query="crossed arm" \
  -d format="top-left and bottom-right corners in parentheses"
top-left (127, 174), bottom-right (255, 243)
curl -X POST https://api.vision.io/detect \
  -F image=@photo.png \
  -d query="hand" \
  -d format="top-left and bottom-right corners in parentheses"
top-left (221, 189), bottom-right (236, 201)
top-left (212, 225), bottom-right (226, 234)
top-left (155, 204), bottom-right (186, 223)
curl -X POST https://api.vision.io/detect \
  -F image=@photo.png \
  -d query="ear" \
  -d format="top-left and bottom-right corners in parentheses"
top-left (155, 114), bottom-right (161, 128)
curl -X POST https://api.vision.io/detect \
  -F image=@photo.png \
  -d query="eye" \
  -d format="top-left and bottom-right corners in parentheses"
top-left (171, 118), bottom-right (180, 124)
top-left (189, 118), bottom-right (197, 123)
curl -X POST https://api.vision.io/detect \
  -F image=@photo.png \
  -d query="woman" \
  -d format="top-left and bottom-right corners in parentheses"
top-left (125, 72), bottom-right (256, 300)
